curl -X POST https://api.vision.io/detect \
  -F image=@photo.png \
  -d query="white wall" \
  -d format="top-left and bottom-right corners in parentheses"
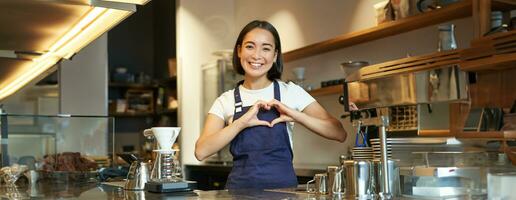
top-left (177, 0), bottom-right (236, 164)
top-left (58, 34), bottom-right (109, 156)
top-left (177, 0), bottom-right (474, 167)
top-left (60, 34), bottom-right (108, 116)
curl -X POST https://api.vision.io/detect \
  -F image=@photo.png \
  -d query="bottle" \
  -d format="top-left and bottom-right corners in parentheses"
top-left (437, 24), bottom-right (457, 52)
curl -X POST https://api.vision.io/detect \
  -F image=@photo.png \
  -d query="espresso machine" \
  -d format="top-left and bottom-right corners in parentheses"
top-left (340, 58), bottom-right (477, 198)
top-left (143, 127), bottom-right (197, 193)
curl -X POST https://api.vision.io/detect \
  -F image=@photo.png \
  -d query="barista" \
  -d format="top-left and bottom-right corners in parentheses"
top-left (195, 20), bottom-right (348, 189)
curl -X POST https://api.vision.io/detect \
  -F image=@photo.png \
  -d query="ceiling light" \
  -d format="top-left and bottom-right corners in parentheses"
top-left (0, 4), bottom-right (136, 101)
top-left (100, 0), bottom-right (150, 5)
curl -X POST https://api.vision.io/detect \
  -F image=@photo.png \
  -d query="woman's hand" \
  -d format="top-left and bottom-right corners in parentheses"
top-left (234, 100), bottom-right (272, 128)
top-left (268, 99), bottom-right (296, 127)
top-left (349, 102), bottom-right (359, 111)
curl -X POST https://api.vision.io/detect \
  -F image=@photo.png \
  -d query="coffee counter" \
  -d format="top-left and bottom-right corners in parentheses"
top-left (0, 181), bottom-right (439, 199)
top-left (0, 181), bottom-right (325, 199)
top-left (184, 163), bottom-right (327, 190)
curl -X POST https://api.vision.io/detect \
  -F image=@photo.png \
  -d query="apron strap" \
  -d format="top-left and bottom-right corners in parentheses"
top-left (233, 80), bottom-right (280, 114)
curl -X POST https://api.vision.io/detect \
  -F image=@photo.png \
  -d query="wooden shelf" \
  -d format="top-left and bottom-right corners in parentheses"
top-left (307, 49), bottom-right (462, 97)
top-left (360, 49), bottom-right (462, 81)
top-left (283, 0), bottom-right (472, 62)
top-left (456, 130), bottom-right (516, 139)
top-left (460, 30), bottom-right (516, 72)
top-left (308, 85), bottom-right (343, 97)
top-left (461, 52), bottom-right (516, 71)
top-left (282, 0), bottom-right (516, 62)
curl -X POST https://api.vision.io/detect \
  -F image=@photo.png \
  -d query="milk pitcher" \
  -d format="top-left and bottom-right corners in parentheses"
top-left (306, 173), bottom-right (328, 194)
top-left (340, 159), bottom-right (375, 199)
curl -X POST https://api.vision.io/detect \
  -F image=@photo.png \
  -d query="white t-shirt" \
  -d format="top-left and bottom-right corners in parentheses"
top-left (208, 80), bottom-right (316, 147)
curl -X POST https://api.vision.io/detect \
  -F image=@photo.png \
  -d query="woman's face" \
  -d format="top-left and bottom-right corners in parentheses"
top-left (238, 28), bottom-right (277, 79)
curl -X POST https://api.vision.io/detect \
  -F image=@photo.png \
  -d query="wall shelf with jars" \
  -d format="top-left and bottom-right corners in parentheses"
top-left (283, 0), bottom-right (515, 63)
top-left (304, 0), bottom-right (515, 97)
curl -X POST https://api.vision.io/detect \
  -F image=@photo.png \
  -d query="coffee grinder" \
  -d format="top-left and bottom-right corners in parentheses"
top-left (143, 127), bottom-right (197, 193)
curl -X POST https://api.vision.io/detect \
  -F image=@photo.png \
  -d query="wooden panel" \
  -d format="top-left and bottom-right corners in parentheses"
top-left (456, 131), bottom-right (516, 139)
top-left (461, 52), bottom-right (516, 71)
top-left (461, 30), bottom-right (516, 71)
top-left (456, 131), bottom-right (503, 139)
top-left (472, 0), bottom-right (491, 38)
top-left (359, 50), bottom-right (462, 80)
top-left (469, 68), bottom-right (516, 108)
top-left (449, 102), bottom-right (471, 137)
top-left (308, 85), bottom-right (342, 97)
top-left (418, 130), bottom-right (452, 137)
top-left (282, 0), bottom-right (472, 62)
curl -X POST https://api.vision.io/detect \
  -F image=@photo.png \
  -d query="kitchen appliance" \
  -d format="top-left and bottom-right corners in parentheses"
top-left (142, 127), bottom-right (196, 193)
top-left (344, 65), bottom-right (467, 136)
top-left (339, 49), bottom-right (469, 198)
top-left (201, 50), bottom-right (242, 164)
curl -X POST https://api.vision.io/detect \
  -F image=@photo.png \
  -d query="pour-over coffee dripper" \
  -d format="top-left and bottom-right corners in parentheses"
top-left (143, 127), bottom-right (180, 150)
top-left (143, 127), bottom-right (181, 182)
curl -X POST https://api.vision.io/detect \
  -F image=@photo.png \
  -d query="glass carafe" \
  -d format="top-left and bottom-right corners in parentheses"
top-left (437, 24), bottom-right (457, 52)
top-left (150, 150), bottom-right (181, 182)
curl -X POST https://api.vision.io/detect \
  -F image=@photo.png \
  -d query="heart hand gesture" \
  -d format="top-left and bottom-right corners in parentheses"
top-left (235, 100), bottom-right (272, 128)
top-left (267, 99), bottom-right (295, 127)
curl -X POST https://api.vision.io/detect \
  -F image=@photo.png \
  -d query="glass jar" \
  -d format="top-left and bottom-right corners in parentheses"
top-left (437, 24), bottom-right (457, 52)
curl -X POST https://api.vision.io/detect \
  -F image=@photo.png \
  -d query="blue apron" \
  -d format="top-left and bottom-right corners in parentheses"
top-left (226, 80), bottom-right (298, 189)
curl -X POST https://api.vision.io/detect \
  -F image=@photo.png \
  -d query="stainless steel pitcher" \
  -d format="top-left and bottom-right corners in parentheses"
top-left (372, 159), bottom-right (401, 197)
top-left (306, 173), bottom-right (328, 195)
top-left (341, 159), bottom-right (375, 199)
top-left (125, 161), bottom-right (150, 190)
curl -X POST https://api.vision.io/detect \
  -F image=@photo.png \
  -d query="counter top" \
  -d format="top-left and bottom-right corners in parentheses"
top-left (185, 163), bottom-right (327, 177)
top-left (1, 181), bottom-right (484, 199)
top-left (0, 181), bottom-right (320, 200)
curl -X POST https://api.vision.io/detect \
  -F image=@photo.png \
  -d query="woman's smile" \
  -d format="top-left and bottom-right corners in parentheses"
top-left (249, 61), bottom-right (264, 69)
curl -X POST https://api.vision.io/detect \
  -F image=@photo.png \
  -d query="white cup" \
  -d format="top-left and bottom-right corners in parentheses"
top-left (143, 127), bottom-right (181, 150)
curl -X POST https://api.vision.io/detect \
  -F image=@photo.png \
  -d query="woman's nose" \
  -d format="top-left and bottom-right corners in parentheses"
top-left (251, 50), bottom-right (262, 59)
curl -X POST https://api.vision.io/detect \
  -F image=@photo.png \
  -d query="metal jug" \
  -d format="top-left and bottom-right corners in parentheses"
top-left (327, 166), bottom-right (344, 196)
top-left (125, 161), bottom-right (150, 190)
top-left (306, 173), bottom-right (328, 195)
top-left (341, 159), bottom-right (375, 199)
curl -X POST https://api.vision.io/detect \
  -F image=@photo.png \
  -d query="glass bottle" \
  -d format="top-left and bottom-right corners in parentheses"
top-left (437, 24), bottom-right (457, 52)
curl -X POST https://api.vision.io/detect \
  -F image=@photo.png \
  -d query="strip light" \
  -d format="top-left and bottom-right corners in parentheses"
top-left (0, 6), bottom-right (133, 101)
top-left (101, 0), bottom-right (150, 5)
top-left (49, 7), bottom-right (107, 53)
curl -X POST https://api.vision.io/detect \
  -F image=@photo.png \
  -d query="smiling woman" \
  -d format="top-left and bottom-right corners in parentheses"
top-left (195, 20), bottom-right (348, 190)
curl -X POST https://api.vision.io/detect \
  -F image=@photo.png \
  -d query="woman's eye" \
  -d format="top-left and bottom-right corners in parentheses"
top-left (263, 47), bottom-right (271, 52)
top-left (245, 45), bottom-right (254, 49)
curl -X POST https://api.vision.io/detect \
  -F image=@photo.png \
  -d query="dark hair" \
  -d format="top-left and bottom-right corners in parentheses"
top-left (233, 20), bottom-right (283, 80)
